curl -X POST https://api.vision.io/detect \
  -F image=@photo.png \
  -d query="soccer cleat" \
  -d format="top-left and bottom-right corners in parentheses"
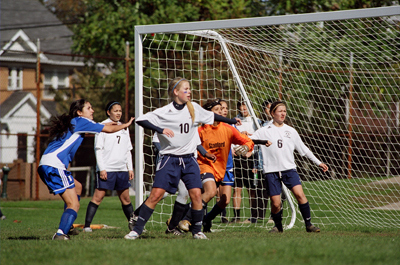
top-left (221, 216), bottom-right (229, 224)
top-left (269, 226), bottom-right (283, 233)
top-left (68, 226), bottom-right (80, 235)
top-left (306, 225), bottom-right (321, 233)
top-left (229, 217), bottom-right (241, 223)
top-left (0, 216), bottom-right (6, 220)
top-left (241, 219), bottom-right (252, 224)
top-left (82, 227), bottom-right (93, 233)
top-left (124, 230), bottom-right (139, 240)
top-left (178, 220), bottom-right (191, 232)
top-left (128, 213), bottom-right (138, 231)
top-left (193, 232), bottom-right (208, 239)
top-left (165, 227), bottom-right (184, 236)
top-left (52, 233), bottom-right (70, 240)
top-left (203, 221), bottom-right (212, 233)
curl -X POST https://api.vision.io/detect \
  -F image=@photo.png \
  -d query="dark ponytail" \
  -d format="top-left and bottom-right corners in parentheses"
top-left (48, 99), bottom-right (87, 140)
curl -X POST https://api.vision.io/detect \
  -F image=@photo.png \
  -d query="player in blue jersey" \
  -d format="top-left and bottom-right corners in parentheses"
top-left (38, 99), bottom-right (134, 240)
top-left (124, 77), bottom-right (241, 240)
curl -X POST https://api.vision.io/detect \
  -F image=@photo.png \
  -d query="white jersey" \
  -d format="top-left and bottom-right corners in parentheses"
top-left (153, 131), bottom-right (201, 158)
top-left (250, 123), bottom-right (321, 173)
top-left (95, 118), bottom-right (133, 172)
top-left (137, 102), bottom-right (214, 155)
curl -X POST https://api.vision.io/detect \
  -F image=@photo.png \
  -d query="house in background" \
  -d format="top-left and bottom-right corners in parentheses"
top-left (0, 0), bottom-right (84, 164)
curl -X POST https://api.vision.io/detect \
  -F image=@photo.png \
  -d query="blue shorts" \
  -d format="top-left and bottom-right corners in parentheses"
top-left (153, 154), bottom-right (201, 194)
top-left (221, 170), bottom-right (234, 186)
top-left (265, 169), bottom-right (302, 196)
top-left (96, 171), bottom-right (131, 191)
top-left (38, 165), bottom-right (75, 195)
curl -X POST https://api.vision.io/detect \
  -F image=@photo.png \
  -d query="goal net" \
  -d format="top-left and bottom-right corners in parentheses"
top-left (134, 7), bottom-right (400, 230)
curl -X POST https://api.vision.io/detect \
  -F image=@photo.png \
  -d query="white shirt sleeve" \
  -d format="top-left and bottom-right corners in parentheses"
top-left (94, 132), bottom-right (106, 172)
top-left (293, 130), bottom-right (321, 166)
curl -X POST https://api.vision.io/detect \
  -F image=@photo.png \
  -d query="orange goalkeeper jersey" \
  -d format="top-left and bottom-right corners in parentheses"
top-left (197, 122), bottom-right (254, 182)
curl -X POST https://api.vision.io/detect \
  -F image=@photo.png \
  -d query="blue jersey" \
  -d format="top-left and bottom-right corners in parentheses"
top-left (39, 117), bottom-right (104, 170)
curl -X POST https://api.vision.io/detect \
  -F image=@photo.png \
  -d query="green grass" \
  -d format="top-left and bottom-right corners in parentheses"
top-left (1, 197), bottom-right (400, 265)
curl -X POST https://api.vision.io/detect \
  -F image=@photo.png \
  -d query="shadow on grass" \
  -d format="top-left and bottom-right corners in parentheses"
top-left (8, 236), bottom-right (40, 240)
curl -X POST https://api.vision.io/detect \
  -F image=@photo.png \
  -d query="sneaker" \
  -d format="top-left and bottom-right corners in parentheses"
top-left (203, 221), bottom-right (212, 233)
top-left (68, 226), bottom-right (80, 235)
top-left (124, 230), bottom-right (139, 240)
top-left (165, 227), bottom-right (184, 236)
top-left (229, 217), bottom-right (241, 223)
top-left (178, 220), bottom-right (191, 232)
top-left (129, 213), bottom-right (138, 231)
top-left (83, 227), bottom-right (93, 233)
top-left (193, 232), bottom-right (208, 239)
top-left (52, 233), bottom-right (70, 240)
top-left (221, 216), bottom-right (229, 224)
top-left (0, 216), bottom-right (6, 220)
top-left (306, 225), bottom-right (321, 233)
top-left (269, 226), bottom-right (283, 233)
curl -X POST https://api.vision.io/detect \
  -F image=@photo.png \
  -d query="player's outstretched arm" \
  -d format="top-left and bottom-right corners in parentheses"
top-left (102, 117), bottom-right (134, 133)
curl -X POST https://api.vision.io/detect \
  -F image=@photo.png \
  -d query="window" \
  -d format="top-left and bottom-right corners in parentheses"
top-left (43, 71), bottom-right (69, 99)
top-left (8, 68), bottom-right (23, 90)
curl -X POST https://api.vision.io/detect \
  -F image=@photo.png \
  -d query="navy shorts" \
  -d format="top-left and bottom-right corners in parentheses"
top-left (265, 169), bottom-right (301, 196)
top-left (38, 165), bottom-right (75, 195)
top-left (153, 154), bottom-right (201, 194)
top-left (96, 171), bottom-right (131, 191)
top-left (221, 170), bottom-right (234, 186)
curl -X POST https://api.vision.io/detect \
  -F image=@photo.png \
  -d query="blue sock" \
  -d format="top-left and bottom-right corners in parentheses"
top-left (58, 209), bottom-right (77, 235)
top-left (191, 209), bottom-right (203, 235)
top-left (299, 202), bottom-right (312, 227)
top-left (133, 204), bottom-right (153, 235)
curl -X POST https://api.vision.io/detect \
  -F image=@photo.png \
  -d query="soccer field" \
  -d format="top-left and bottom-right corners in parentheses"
top-left (1, 197), bottom-right (399, 265)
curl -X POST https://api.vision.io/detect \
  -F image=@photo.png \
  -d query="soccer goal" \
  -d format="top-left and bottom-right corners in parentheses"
top-left (134, 6), bottom-right (400, 230)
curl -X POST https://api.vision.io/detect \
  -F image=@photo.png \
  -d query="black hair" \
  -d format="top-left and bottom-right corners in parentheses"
top-left (48, 99), bottom-right (87, 140)
top-left (105, 101), bottom-right (121, 117)
top-left (202, 99), bottom-right (221, 111)
top-left (262, 99), bottom-right (273, 109)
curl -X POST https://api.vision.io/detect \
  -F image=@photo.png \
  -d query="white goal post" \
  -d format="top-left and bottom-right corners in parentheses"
top-left (135, 7), bottom-right (400, 230)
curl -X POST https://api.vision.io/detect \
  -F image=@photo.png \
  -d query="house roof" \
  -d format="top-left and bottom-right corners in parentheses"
top-left (0, 91), bottom-right (55, 119)
top-left (0, 0), bottom-right (82, 65)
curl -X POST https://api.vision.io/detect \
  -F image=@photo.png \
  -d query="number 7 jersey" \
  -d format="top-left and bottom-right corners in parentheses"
top-left (251, 123), bottom-right (312, 173)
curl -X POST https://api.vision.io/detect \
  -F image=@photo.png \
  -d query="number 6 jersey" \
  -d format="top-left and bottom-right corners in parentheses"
top-left (136, 102), bottom-right (214, 156)
top-left (250, 123), bottom-right (321, 173)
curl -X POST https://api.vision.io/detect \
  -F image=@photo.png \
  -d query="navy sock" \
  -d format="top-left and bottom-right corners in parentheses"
top-left (58, 209), bottom-right (77, 235)
top-left (133, 203), bottom-right (153, 235)
top-left (299, 202), bottom-right (312, 227)
top-left (182, 203), bottom-right (192, 221)
top-left (204, 204), bottom-right (223, 224)
top-left (221, 208), bottom-right (226, 218)
top-left (122, 203), bottom-right (134, 221)
top-left (191, 209), bottom-right (203, 235)
top-left (234, 209), bottom-right (240, 218)
top-left (84, 201), bottom-right (99, 228)
top-left (168, 201), bottom-right (187, 230)
top-left (271, 209), bottom-right (283, 231)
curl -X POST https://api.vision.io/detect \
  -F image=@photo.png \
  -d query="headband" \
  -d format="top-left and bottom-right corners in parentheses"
top-left (271, 102), bottom-right (285, 113)
top-left (170, 78), bottom-right (187, 93)
top-left (107, 101), bottom-right (120, 111)
top-left (203, 99), bottom-right (221, 111)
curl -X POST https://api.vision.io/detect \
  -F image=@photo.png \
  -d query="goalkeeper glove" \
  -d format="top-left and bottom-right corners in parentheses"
top-left (234, 145), bottom-right (250, 156)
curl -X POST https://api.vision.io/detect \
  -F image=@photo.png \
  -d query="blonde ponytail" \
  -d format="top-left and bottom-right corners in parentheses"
top-left (168, 77), bottom-right (195, 123)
